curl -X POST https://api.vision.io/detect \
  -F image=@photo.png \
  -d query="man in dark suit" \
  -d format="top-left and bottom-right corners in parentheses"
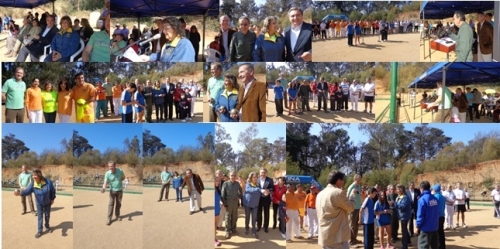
top-left (317, 78), bottom-right (329, 112)
top-left (162, 77), bottom-right (175, 121)
top-left (151, 19), bottom-right (168, 54)
top-left (233, 63), bottom-right (266, 122)
top-left (16, 14), bottom-right (58, 62)
top-left (179, 169), bottom-right (205, 215)
top-left (476, 12), bottom-right (493, 62)
top-left (284, 7), bottom-right (312, 62)
top-left (257, 168), bottom-right (274, 233)
top-left (216, 170), bottom-right (226, 229)
top-left (218, 15), bottom-right (235, 62)
top-left (406, 181), bottom-right (421, 237)
top-left (143, 80), bottom-right (154, 123)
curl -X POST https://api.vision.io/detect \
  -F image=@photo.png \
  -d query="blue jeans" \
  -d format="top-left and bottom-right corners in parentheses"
top-left (245, 206), bottom-right (258, 233)
top-left (175, 188), bottom-right (182, 201)
top-left (95, 100), bottom-right (108, 119)
top-left (36, 203), bottom-right (51, 233)
top-left (44, 53), bottom-right (70, 62)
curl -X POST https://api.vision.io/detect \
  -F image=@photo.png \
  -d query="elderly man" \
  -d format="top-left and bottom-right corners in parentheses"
top-left (2, 67), bottom-right (27, 123)
top-left (218, 15), bottom-right (235, 62)
top-left (221, 171), bottom-right (242, 239)
top-left (449, 11), bottom-right (474, 62)
top-left (347, 174), bottom-right (362, 245)
top-left (233, 63), bottom-right (267, 122)
top-left (229, 16), bottom-right (256, 62)
top-left (179, 169), bottom-right (205, 215)
top-left (317, 170), bottom-right (356, 249)
top-left (476, 12), bottom-right (494, 62)
top-left (18, 165), bottom-right (37, 216)
top-left (101, 161), bottom-right (126, 226)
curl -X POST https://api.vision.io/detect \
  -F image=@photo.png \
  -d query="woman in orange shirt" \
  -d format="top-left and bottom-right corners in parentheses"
top-left (295, 184), bottom-right (307, 231)
top-left (112, 82), bottom-right (123, 116)
top-left (25, 78), bottom-right (43, 123)
top-left (57, 78), bottom-right (73, 123)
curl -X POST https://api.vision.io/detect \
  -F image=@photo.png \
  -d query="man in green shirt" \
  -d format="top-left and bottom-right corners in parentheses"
top-left (159, 166), bottom-right (172, 201)
top-left (101, 161), bottom-right (125, 225)
top-left (229, 16), bottom-right (256, 62)
top-left (221, 171), bottom-right (242, 239)
top-left (449, 11), bottom-right (473, 62)
top-left (347, 174), bottom-right (362, 245)
top-left (102, 77), bottom-right (114, 115)
top-left (2, 67), bottom-right (27, 123)
top-left (207, 62), bottom-right (224, 122)
top-left (278, 73), bottom-right (289, 109)
top-left (18, 165), bottom-right (36, 215)
top-left (83, 12), bottom-right (110, 62)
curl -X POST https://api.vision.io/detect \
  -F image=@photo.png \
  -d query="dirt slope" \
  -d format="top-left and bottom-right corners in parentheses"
top-left (2, 165), bottom-right (73, 186)
top-left (144, 161), bottom-right (214, 182)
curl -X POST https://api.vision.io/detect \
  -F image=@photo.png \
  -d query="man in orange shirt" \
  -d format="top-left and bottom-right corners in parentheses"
top-left (95, 81), bottom-right (108, 121)
top-left (305, 185), bottom-right (319, 239)
top-left (112, 81), bottom-right (122, 116)
top-left (295, 184), bottom-right (307, 231)
top-left (286, 184), bottom-right (302, 242)
top-left (72, 72), bottom-right (96, 123)
top-left (25, 78), bottom-right (43, 123)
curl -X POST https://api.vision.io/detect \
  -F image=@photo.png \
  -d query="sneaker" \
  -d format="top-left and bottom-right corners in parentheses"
top-left (35, 233), bottom-right (41, 239)
top-left (462, 223), bottom-right (467, 228)
top-left (182, 119), bottom-right (187, 123)
top-left (380, 246), bottom-right (386, 249)
top-left (215, 239), bottom-right (221, 246)
top-left (106, 218), bottom-right (111, 225)
top-left (281, 233), bottom-right (286, 239)
top-left (387, 244), bottom-right (394, 249)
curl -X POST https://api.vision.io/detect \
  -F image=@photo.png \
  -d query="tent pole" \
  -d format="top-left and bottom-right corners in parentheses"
top-left (389, 62), bottom-right (398, 123)
top-left (441, 66), bottom-right (446, 123)
top-left (203, 15), bottom-right (206, 61)
top-left (137, 16), bottom-right (140, 38)
top-left (413, 83), bottom-right (416, 121)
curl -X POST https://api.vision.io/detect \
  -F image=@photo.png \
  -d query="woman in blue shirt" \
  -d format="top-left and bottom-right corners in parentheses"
top-left (244, 172), bottom-right (261, 239)
top-left (354, 21), bottom-right (362, 46)
top-left (134, 84), bottom-right (146, 123)
top-left (253, 16), bottom-right (285, 62)
top-left (45, 15), bottom-right (80, 62)
top-left (172, 171), bottom-right (183, 202)
top-left (375, 191), bottom-right (394, 249)
top-left (215, 74), bottom-right (239, 122)
top-left (347, 21), bottom-right (354, 46)
top-left (144, 17), bottom-right (195, 62)
top-left (121, 83), bottom-right (136, 123)
top-left (287, 82), bottom-right (298, 115)
top-left (152, 80), bottom-right (165, 122)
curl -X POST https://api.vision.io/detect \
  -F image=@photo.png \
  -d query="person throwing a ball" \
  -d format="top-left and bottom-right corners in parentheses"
top-left (101, 161), bottom-right (126, 225)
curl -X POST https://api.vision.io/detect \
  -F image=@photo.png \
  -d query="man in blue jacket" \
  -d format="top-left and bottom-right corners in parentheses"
top-left (432, 184), bottom-right (446, 249)
top-left (416, 181), bottom-right (439, 249)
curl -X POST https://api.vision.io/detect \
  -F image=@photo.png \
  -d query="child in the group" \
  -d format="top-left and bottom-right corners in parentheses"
top-left (287, 82), bottom-right (298, 115)
top-left (172, 171), bottom-right (183, 202)
top-left (359, 188), bottom-right (378, 249)
top-left (274, 79), bottom-right (284, 116)
top-left (184, 88), bottom-right (192, 120)
top-left (375, 191), bottom-right (394, 249)
top-left (335, 88), bottom-right (343, 112)
top-left (179, 93), bottom-right (189, 122)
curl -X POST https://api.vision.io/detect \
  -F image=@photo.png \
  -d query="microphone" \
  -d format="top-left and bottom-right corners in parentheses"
top-left (140, 34), bottom-right (161, 45)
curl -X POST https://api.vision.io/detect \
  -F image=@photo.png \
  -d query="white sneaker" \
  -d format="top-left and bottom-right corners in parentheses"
top-left (462, 223), bottom-right (467, 228)
top-left (188, 117), bottom-right (192, 121)
top-left (182, 119), bottom-right (187, 123)
top-left (281, 233), bottom-right (286, 239)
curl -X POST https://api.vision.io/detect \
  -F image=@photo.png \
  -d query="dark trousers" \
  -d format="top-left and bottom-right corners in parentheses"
top-left (343, 95), bottom-right (349, 110)
top-left (321, 30), bottom-right (327, 39)
top-left (275, 98), bottom-right (284, 115)
top-left (106, 96), bottom-right (114, 114)
top-left (43, 111), bottom-right (56, 123)
top-left (245, 206), bottom-right (258, 233)
top-left (279, 209), bottom-right (286, 234)
top-left (180, 107), bottom-right (188, 120)
top-left (159, 183), bottom-right (170, 200)
top-left (468, 106), bottom-right (474, 121)
top-left (418, 230), bottom-right (439, 249)
top-left (5, 108), bottom-right (25, 123)
top-left (122, 112), bottom-right (133, 123)
top-left (301, 96), bottom-right (310, 111)
top-left (381, 31), bottom-right (388, 40)
top-left (257, 200), bottom-right (270, 229)
top-left (174, 101), bottom-right (180, 118)
top-left (36, 203), bottom-right (51, 233)
top-left (283, 92), bottom-right (288, 108)
top-left (438, 216), bottom-right (445, 249)
top-left (409, 212), bottom-right (415, 235)
top-left (330, 98), bottom-right (336, 111)
top-left (155, 103), bottom-right (164, 121)
top-left (175, 188), bottom-right (183, 201)
top-left (473, 103), bottom-right (480, 118)
top-left (318, 92), bottom-right (327, 111)
top-left (348, 34), bottom-right (354, 46)
top-left (391, 208), bottom-right (400, 239)
top-left (337, 98), bottom-right (343, 110)
top-left (145, 102), bottom-right (153, 122)
top-left (164, 101), bottom-right (173, 120)
top-left (493, 201), bottom-right (500, 217)
top-left (272, 203), bottom-right (279, 228)
top-left (465, 198), bottom-right (470, 210)
top-left (21, 194), bottom-right (35, 213)
top-left (401, 220), bottom-right (410, 249)
top-left (363, 223), bottom-right (374, 249)
top-left (108, 190), bottom-right (123, 219)
top-left (187, 102), bottom-right (191, 118)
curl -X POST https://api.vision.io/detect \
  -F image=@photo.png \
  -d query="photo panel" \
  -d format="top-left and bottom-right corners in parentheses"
top-left (0, 1), bottom-right (110, 63)
top-left (312, 1), bottom-right (421, 62)
top-left (286, 123), bottom-right (500, 249)
top-left (420, 1), bottom-right (498, 62)
top-left (202, 62), bottom-right (267, 122)
top-left (2, 124), bottom-right (74, 247)
top-left (110, 0), bottom-right (219, 63)
top-left (73, 124), bottom-right (143, 249)
top-left (382, 62), bottom-right (500, 123)
top-left (265, 62), bottom-right (377, 123)
top-left (142, 123), bottom-right (215, 249)
top-left (215, 123), bottom-right (286, 248)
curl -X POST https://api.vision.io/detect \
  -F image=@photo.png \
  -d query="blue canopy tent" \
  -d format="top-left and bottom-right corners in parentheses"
top-left (322, 14), bottom-right (348, 22)
top-left (291, 76), bottom-right (315, 82)
top-left (420, 1), bottom-right (494, 19)
top-left (0, 0), bottom-right (55, 8)
top-left (285, 175), bottom-right (323, 190)
top-left (407, 62), bottom-right (500, 122)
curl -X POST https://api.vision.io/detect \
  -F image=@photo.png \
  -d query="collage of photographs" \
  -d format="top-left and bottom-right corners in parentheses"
top-left (0, 0), bottom-right (499, 249)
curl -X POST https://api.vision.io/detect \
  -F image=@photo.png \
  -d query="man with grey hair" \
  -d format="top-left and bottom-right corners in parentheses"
top-left (221, 171), bottom-right (243, 239)
top-left (491, 184), bottom-right (500, 218)
top-left (284, 7), bottom-right (312, 62)
top-left (475, 12), bottom-right (493, 62)
top-left (229, 16), bottom-right (256, 62)
top-left (207, 62), bottom-right (224, 122)
top-left (233, 63), bottom-right (267, 122)
top-left (101, 161), bottom-right (125, 226)
top-left (218, 15), bottom-right (235, 62)
top-left (346, 174), bottom-right (362, 245)
top-left (18, 165), bottom-right (36, 216)
top-left (449, 10), bottom-right (473, 62)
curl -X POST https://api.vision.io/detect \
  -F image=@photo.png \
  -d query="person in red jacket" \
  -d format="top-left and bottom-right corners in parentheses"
top-left (273, 177), bottom-right (286, 230)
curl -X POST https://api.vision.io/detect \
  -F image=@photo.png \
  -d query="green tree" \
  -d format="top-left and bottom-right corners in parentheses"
top-left (72, 130), bottom-right (93, 157)
top-left (2, 133), bottom-right (30, 162)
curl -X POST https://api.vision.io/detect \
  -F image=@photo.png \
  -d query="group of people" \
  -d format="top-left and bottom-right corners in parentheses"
top-left (272, 74), bottom-right (376, 117)
top-left (4, 2), bottom-right (111, 62)
top-left (207, 62), bottom-right (267, 122)
top-left (214, 169), bottom-right (286, 246)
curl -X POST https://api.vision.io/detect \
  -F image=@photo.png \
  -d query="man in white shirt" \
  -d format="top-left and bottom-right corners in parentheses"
top-left (349, 80), bottom-right (362, 112)
top-left (410, 89), bottom-right (417, 108)
top-left (442, 184), bottom-right (456, 229)
top-left (188, 80), bottom-right (198, 117)
top-left (491, 184), bottom-right (500, 218)
top-left (453, 182), bottom-right (467, 228)
top-left (363, 77), bottom-right (375, 113)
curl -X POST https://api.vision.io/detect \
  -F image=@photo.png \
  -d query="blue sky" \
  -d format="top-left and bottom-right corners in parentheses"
top-left (2, 124), bottom-right (73, 154)
top-left (309, 124), bottom-right (500, 145)
top-left (143, 124), bottom-right (215, 151)
top-left (217, 123), bottom-right (286, 153)
top-left (73, 124), bottom-right (142, 153)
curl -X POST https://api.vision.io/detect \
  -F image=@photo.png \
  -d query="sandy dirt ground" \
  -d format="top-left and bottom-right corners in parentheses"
top-left (143, 187), bottom-right (214, 249)
top-left (265, 91), bottom-right (375, 123)
top-left (420, 38), bottom-right (458, 62)
top-left (313, 32), bottom-right (420, 62)
top-left (73, 189), bottom-right (143, 249)
top-left (2, 192), bottom-right (73, 249)
top-left (217, 206), bottom-right (286, 249)
top-left (287, 205), bottom-right (500, 249)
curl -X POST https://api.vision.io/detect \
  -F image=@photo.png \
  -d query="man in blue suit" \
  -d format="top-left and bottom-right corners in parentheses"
top-left (16, 15), bottom-right (59, 62)
top-left (284, 7), bottom-right (312, 62)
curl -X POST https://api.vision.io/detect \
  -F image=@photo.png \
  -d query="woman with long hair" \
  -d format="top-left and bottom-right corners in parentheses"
top-left (57, 78), bottom-right (72, 123)
top-left (244, 172), bottom-right (261, 239)
top-left (375, 191), bottom-right (394, 249)
top-left (152, 80), bottom-right (165, 122)
top-left (14, 168), bottom-right (56, 238)
top-left (189, 25), bottom-right (200, 62)
top-left (287, 82), bottom-right (298, 115)
top-left (134, 84), bottom-right (146, 123)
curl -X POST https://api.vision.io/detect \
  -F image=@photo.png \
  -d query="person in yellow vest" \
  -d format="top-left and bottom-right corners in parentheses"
top-left (71, 72), bottom-right (96, 123)
top-left (41, 80), bottom-right (57, 123)
top-left (295, 184), bottom-right (307, 232)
